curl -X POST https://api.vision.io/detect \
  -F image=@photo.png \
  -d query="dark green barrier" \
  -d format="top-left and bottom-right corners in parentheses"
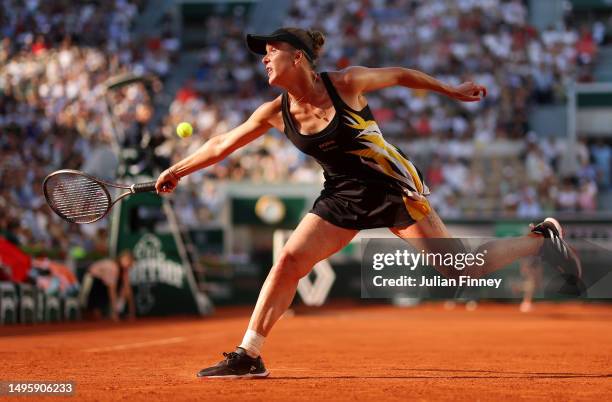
top-left (111, 192), bottom-right (210, 316)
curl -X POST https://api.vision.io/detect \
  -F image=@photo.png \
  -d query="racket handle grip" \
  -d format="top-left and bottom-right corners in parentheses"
top-left (132, 181), bottom-right (157, 193)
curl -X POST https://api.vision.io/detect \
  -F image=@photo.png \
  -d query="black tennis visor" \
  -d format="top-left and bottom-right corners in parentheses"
top-left (246, 29), bottom-right (314, 61)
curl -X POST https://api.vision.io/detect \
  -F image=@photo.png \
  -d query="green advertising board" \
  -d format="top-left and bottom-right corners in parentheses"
top-left (110, 192), bottom-right (212, 316)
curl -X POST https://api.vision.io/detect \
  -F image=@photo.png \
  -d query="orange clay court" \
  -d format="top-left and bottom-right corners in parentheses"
top-left (2, 302), bottom-right (611, 401)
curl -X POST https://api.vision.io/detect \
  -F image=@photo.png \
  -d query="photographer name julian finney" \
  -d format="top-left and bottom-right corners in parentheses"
top-left (372, 275), bottom-right (503, 289)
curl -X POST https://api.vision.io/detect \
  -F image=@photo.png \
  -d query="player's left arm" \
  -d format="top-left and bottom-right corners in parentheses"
top-left (341, 66), bottom-right (487, 102)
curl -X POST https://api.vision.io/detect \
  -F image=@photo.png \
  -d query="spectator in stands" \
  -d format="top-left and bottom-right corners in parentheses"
top-left (591, 140), bottom-right (611, 190)
top-left (517, 186), bottom-right (542, 218)
top-left (441, 156), bottom-right (469, 192)
top-left (557, 178), bottom-right (579, 212)
top-left (576, 26), bottom-right (598, 65)
top-left (525, 144), bottom-right (553, 184)
top-left (578, 179), bottom-right (598, 212)
top-left (0, 216), bottom-right (20, 246)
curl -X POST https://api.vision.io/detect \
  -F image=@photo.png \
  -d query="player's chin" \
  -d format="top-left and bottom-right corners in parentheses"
top-left (267, 71), bottom-right (283, 85)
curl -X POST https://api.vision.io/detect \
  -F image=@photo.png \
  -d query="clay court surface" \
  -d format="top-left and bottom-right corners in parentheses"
top-left (2, 302), bottom-right (612, 401)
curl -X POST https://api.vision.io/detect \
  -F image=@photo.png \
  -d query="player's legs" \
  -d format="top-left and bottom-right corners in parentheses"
top-left (247, 213), bottom-right (358, 336)
top-left (390, 207), bottom-right (544, 278)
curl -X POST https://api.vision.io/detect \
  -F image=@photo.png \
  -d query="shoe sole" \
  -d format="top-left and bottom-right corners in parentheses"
top-left (198, 370), bottom-right (270, 379)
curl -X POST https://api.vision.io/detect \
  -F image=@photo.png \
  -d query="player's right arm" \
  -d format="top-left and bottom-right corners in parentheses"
top-left (155, 99), bottom-right (280, 193)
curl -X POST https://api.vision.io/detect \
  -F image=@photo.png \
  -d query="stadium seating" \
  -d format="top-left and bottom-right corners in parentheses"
top-left (0, 0), bottom-right (610, 257)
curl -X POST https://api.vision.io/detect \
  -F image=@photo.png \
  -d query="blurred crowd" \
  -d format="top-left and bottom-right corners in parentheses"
top-left (0, 0), bottom-right (180, 252)
top-left (1, 0), bottom-right (612, 255)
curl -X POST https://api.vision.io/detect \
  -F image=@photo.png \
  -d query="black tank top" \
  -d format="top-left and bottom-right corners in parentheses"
top-left (281, 72), bottom-right (429, 198)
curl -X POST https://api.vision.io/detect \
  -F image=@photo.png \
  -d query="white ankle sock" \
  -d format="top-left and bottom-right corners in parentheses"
top-left (239, 329), bottom-right (265, 358)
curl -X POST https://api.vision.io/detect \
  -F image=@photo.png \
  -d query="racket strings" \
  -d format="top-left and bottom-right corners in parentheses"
top-left (46, 174), bottom-right (111, 223)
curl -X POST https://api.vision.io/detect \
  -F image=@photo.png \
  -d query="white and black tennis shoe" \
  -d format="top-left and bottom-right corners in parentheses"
top-left (531, 217), bottom-right (582, 279)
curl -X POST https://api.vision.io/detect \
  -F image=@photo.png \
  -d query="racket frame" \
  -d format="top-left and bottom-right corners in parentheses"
top-left (43, 169), bottom-right (155, 224)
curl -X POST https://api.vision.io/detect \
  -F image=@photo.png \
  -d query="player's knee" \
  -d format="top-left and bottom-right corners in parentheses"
top-left (273, 250), bottom-right (311, 282)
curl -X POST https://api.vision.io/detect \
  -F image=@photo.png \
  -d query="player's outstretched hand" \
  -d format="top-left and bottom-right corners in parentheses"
top-left (451, 81), bottom-right (487, 102)
top-left (156, 168), bottom-right (180, 194)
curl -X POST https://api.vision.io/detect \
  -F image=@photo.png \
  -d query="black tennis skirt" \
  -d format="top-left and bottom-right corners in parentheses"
top-left (310, 179), bottom-right (429, 230)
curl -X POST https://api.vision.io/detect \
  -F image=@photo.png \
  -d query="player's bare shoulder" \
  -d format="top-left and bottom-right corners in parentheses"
top-left (326, 67), bottom-right (368, 109)
top-left (327, 67), bottom-right (369, 91)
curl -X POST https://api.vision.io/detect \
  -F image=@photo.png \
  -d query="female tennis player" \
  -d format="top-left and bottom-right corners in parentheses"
top-left (155, 27), bottom-right (580, 378)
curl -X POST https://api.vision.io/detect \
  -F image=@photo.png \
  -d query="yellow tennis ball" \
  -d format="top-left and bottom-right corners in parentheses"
top-left (176, 122), bottom-right (193, 138)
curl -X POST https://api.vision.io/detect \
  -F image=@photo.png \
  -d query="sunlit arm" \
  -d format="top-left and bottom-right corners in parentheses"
top-left (155, 101), bottom-right (276, 193)
top-left (342, 66), bottom-right (486, 102)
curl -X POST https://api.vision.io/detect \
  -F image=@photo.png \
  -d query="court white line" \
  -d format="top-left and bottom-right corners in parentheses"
top-left (83, 337), bottom-right (186, 353)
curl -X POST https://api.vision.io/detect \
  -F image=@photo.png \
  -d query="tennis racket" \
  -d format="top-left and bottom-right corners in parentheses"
top-left (43, 169), bottom-right (158, 224)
